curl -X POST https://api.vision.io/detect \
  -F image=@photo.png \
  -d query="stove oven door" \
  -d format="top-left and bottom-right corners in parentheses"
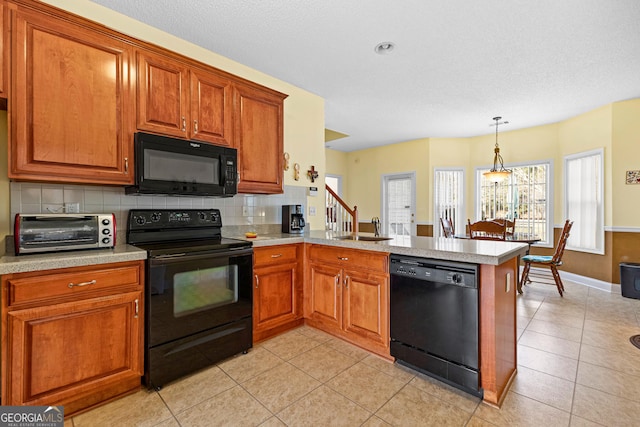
top-left (145, 247), bottom-right (252, 388)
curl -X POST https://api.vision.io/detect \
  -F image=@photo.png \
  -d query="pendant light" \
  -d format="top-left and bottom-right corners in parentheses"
top-left (483, 116), bottom-right (512, 182)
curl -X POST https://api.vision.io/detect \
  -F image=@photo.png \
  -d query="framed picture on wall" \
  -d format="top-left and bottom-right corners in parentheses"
top-left (626, 170), bottom-right (640, 184)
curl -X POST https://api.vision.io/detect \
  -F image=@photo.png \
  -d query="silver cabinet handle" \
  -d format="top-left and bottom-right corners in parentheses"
top-left (68, 279), bottom-right (96, 289)
top-left (337, 257), bottom-right (349, 261)
top-left (134, 299), bottom-right (139, 318)
top-left (344, 275), bottom-right (350, 288)
top-left (335, 274), bottom-right (341, 287)
top-left (124, 157), bottom-right (129, 173)
top-left (255, 274), bottom-right (259, 289)
top-left (181, 116), bottom-right (186, 132)
top-left (271, 254), bottom-right (282, 258)
top-left (194, 119), bottom-right (198, 133)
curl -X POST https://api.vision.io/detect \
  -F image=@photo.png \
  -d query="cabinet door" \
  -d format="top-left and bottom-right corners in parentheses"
top-left (4, 291), bottom-right (143, 410)
top-left (1, 1), bottom-right (7, 102)
top-left (234, 83), bottom-right (286, 194)
top-left (137, 50), bottom-right (189, 138)
top-left (253, 262), bottom-right (299, 332)
top-left (10, 7), bottom-right (134, 184)
top-left (343, 269), bottom-right (389, 347)
top-left (306, 263), bottom-right (342, 330)
top-left (190, 68), bottom-right (233, 146)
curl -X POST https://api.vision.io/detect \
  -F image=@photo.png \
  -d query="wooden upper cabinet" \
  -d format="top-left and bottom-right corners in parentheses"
top-left (136, 50), bottom-right (189, 138)
top-left (190, 68), bottom-right (233, 146)
top-left (137, 50), bottom-right (233, 146)
top-left (9, 6), bottom-right (134, 184)
top-left (234, 82), bottom-right (287, 194)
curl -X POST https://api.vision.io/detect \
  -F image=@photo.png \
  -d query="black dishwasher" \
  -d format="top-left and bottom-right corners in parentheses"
top-left (390, 254), bottom-right (481, 397)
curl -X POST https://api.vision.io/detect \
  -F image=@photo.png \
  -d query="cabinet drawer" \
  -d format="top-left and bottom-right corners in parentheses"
top-left (254, 244), bottom-right (299, 267)
top-left (308, 245), bottom-right (389, 273)
top-left (4, 261), bottom-right (143, 307)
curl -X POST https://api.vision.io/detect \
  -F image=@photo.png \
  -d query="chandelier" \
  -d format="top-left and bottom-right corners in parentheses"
top-left (483, 116), bottom-right (512, 182)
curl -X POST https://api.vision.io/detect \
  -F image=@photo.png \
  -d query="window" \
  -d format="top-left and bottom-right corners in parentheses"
top-left (476, 162), bottom-right (552, 246)
top-left (434, 169), bottom-right (464, 237)
top-left (564, 149), bottom-right (604, 254)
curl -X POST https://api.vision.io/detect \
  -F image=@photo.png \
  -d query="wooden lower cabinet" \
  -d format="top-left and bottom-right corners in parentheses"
top-left (305, 245), bottom-right (390, 358)
top-left (253, 244), bottom-right (303, 342)
top-left (1, 260), bottom-right (144, 416)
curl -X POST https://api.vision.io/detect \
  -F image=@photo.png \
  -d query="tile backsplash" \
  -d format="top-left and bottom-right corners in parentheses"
top-left (9, 182), bottom-right (307, 242)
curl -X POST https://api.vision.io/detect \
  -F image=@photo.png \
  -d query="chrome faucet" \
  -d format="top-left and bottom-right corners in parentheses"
top-left (372, 217), bottom-right (381, 237)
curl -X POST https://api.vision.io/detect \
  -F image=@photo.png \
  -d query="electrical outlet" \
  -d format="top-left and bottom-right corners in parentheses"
top-left (65, 202), bottom-right (80, 213)
top-left (309, 206), bottom-right (316, 216)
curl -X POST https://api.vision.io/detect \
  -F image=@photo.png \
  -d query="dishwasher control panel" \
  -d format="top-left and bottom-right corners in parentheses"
top-left (390, 255), bottom-right (478, 288)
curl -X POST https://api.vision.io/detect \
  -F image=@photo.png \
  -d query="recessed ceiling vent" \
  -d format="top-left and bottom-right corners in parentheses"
top-left (374, 42), bottom-right (395, 55)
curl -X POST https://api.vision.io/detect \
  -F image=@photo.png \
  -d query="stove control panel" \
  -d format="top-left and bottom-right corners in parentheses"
top-left (128, 209), bottom-right (222, 230)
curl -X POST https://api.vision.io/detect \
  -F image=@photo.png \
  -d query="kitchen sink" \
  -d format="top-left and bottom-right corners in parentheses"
top-left (333, 235), bottom-right (393, 242)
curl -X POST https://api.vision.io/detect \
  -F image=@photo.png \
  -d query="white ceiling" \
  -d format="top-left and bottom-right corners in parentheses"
top-left (92, 0), bottom-right (640, 152)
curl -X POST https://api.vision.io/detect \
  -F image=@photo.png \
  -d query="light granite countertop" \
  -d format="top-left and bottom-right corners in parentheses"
top-left (228, 230), bottom-right (528, 266)
top-left (0, 230), bottom-right (527, 275)
top-left (0, 245), bottom-right (147, 275)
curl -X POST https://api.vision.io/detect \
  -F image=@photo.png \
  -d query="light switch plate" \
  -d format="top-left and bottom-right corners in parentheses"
top-left (309, 206), bottom-right (316, 216)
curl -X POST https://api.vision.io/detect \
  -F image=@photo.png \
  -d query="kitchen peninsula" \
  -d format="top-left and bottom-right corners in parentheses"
top-left (242, 231), bottom-right (527, 408)
top-left (0, 232), bottom-right (526, 410)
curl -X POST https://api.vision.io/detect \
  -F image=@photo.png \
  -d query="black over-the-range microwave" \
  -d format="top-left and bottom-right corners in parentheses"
top-left (125, 132), bottom-right (238, 197)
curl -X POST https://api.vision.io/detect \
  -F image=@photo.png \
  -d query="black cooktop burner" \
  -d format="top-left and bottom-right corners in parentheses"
top-left (126, 209), bottom-right (251, 254)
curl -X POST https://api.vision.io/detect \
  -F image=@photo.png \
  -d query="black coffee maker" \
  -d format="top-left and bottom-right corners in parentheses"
top-left (282, 205), bottom-right (306, 234)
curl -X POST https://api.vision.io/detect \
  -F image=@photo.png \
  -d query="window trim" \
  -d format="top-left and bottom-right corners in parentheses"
top-left (474, 159), bottom-right (554, 248)
top-left (563, 148), bottom-right (605, 255)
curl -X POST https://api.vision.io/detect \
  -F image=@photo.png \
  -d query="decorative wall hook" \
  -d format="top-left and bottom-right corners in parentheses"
top-left (283, 152), bottom-right (290, 171)
top-left (293, 163), bottom-right (300, 181)
top-left (307, 165), bottom-right (319, 183)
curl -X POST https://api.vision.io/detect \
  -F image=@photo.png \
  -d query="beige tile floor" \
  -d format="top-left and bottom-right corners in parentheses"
top-left (66, 279), bottom-right (640, 426)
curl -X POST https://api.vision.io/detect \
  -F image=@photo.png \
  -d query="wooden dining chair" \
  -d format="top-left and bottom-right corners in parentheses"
top-left (440, 217), bottom-right (455, 238)
top-left (490, 218), bottom-right (515, 236)
top-left (519, 219), bottom-right (574, 296)
top-left (467, 219), bottom-right (507, 241)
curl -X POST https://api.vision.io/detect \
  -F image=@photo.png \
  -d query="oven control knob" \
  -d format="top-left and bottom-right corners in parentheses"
top-left (451, 273), bottom-right (463, 284)
top-left (102, 218), bottom-right (110, 226)
top-left (135, 216), bottom-right (145, 225)
top-left (151, 212), bottom-right (161, 222)
top-left (102, 229), bottom-right (110, 235)
top-left (199, 212), bottom-right (207, 220)
top-left (102, 237), bottom-right (111, 244)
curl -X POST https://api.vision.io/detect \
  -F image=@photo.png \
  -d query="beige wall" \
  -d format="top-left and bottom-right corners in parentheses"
top-left (325, 148), bottom-right (350, 202)
top-left (332, 100), bottom-right (640, 283)
top-left (340, 101), bottom-right (637, 228)
top-left (341, 139), bottom-right (430, 222)
top-left (612, 99), bottom-right (640, 227)
top-left (36, 0), bottom-right (326, 229)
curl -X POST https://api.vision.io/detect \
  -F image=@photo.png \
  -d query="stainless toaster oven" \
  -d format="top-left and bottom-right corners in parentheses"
top-left (14, 213), bottom-right (116, 255)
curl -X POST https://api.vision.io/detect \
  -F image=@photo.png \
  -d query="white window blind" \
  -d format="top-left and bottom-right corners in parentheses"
top-left (564, 149), bottom-right (604, 254)
top-left (434, 169), bottom-right (464, 237)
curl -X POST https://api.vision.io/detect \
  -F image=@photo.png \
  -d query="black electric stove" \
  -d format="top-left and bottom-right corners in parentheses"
top-left (126, 209), bottom-right (253, 390)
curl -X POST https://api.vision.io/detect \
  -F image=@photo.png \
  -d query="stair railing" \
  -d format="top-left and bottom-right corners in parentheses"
top-left (325, 184), bottom-right (358, 234)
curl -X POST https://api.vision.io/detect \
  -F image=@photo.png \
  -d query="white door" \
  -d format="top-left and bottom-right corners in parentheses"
top-left (382, 173), bottom-right (416, 236)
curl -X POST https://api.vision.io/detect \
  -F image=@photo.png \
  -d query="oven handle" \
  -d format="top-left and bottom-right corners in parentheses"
top-left (149, 248), bottom-right (253, 265)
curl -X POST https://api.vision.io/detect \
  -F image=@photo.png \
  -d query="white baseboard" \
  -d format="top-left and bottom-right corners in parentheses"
top-left (524, 266), bottom-right (614, 293)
